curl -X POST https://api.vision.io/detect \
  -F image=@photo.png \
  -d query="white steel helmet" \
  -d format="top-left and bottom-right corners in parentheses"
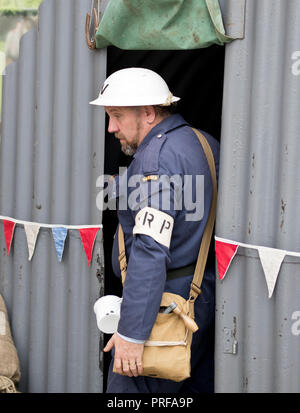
top-left (89, 67), bottom-right (180, 107)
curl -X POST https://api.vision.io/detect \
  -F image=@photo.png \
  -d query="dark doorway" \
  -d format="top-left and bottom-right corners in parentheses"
top-left (102, 45), bottom-right (225, 392)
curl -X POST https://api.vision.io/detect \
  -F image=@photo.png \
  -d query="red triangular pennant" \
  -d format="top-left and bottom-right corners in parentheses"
top-left (215, 239), bottom-right (239, 280)
top-left (79, 228), bottom-right (100, 266)
top-left (3, 220), bottom-right (16, 256)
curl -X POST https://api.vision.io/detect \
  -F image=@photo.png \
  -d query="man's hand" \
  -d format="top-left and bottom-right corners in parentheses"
top-left (103, 333), bottom-right (144, 377)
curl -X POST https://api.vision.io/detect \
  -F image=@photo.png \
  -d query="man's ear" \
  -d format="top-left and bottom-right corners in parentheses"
top-left (144, 105), bottom-right (156, 124)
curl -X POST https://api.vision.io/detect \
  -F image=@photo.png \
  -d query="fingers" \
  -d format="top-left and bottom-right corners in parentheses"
top-left (136, 360), bottom-right (143, 376)
top-left (114, 358), bottom-right (133, 377)
top-left (114, 357), bottom-right (123, 375)
top-left (112, 335), bottom-right (144, 377)
top-left (122, 360), bottom-right (134, 377)
top-left (114, 358), bottom-right (143, 377)
top-left (128, 360), bottom-right (140, 377)
top-left (103, 334), bottom-right (115, 352)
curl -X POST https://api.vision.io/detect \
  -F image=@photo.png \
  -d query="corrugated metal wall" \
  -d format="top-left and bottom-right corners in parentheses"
top-left (216, 0), bottom-right (300, 392)
top-left (0, 0), bottom-right (107, 393)
top-left (2, 0), bottom-right (299, 394)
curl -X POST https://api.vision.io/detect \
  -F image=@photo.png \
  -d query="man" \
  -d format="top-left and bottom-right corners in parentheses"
top-left (90, 68), bottom-right (220, 393)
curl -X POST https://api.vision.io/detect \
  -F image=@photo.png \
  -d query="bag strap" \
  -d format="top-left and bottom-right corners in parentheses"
top-left (188, 128), bottom-right (217, 303)
top-left (118, 129), bottom-right (217, 300)
top-left (118, 223), bottom-right (127, 285)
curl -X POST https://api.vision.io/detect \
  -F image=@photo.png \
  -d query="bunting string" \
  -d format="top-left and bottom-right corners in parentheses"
top-left (215, 236), bottom-right (300, 298)
top-left (0, 215), bottom-right (102, 266)
top-left (215, 236), bottom-right (300, 258)
top-left (0, 215), bottom-right (103, 229)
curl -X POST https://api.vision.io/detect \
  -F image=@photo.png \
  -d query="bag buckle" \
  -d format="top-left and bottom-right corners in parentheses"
top-left (120, 263), bottom-right (127, 273)
top-left (118, 251), bottom-right (127, 272)
top-left (118, 250), bottom-right (125, 262)
top-left (189, 283), bottom-right (201, 301)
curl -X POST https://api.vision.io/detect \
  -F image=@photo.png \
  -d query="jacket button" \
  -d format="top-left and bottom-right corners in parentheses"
top-left (157, 134), bottom-right (162, 138)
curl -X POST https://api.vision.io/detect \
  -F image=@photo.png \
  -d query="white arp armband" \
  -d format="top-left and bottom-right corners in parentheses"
top-left (133, 207), bottom-right (174, 248)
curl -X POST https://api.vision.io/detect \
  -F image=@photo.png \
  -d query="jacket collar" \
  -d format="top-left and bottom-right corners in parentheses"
top-left (133, 113), bottom-right (189, 158)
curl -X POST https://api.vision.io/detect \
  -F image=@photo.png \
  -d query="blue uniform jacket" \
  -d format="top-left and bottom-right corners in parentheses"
top-left (110, 114), bottom-right (220, 341)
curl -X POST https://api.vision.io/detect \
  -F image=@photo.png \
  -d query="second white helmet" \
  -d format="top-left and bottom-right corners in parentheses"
top-left (89, 67), bottom-right (180, 107)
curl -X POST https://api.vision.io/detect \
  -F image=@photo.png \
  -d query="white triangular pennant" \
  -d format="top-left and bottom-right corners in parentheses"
top-left (24, 224), bottom-right (40, 261)
top-left (258, 247), bottom-right (286, 299)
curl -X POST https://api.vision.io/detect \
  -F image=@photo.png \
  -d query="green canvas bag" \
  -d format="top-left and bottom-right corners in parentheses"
top-left (95, 0), bottom-right (239, 50)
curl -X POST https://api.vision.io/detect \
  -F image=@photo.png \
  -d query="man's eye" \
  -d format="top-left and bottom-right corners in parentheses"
top-left (110, 112), bottom-right (121, 118)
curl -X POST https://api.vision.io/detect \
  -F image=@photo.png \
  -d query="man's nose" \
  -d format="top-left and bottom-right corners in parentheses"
top-left (108, 118), bottom-right (119, 134)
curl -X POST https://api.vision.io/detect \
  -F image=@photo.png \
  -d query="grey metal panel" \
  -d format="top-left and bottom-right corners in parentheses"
top-left (0, 0), bottom-right (107, 393)
top-left (216, 0), bottom-right (300, 392)
top-left (218, 0), bottom-right (246, 39)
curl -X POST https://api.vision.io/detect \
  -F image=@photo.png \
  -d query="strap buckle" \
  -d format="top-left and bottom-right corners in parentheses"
top-left (120, 263), bottom-right (127, 273)
top-left (118, 250), bottom-right (126, 262)
top-left (118, 251), bottom-right (127, 273)
top-left (190, 282), bottom-right (202, 297)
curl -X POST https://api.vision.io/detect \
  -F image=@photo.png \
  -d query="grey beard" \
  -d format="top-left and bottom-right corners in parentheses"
top-left (121, 143), bottom-right (137, 156)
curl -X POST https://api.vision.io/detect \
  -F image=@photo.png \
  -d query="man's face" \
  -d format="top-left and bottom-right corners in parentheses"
top-left (105, 106), bottom-right (143, 156)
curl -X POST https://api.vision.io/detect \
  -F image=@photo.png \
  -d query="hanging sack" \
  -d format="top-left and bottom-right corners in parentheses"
top-left (114, 128), bottom-right (217, 382)
top-left (94, 0), bottom-right (240, 50)
top-left (0, 294), bottom-right (21, 393)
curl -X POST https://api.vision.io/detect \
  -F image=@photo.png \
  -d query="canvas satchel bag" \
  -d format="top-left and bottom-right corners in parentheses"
top-left (0, 294), bottom-right (21, 393)
top-left (114, 128), bottom-right (217, 382)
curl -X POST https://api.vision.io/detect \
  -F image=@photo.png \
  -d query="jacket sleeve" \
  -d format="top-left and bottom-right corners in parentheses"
top-left (117, 177), bottom-right (178, 341)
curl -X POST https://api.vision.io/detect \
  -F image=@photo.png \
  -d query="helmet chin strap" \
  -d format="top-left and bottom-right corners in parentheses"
top-left (161, 92), bottom-right (173, 107)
